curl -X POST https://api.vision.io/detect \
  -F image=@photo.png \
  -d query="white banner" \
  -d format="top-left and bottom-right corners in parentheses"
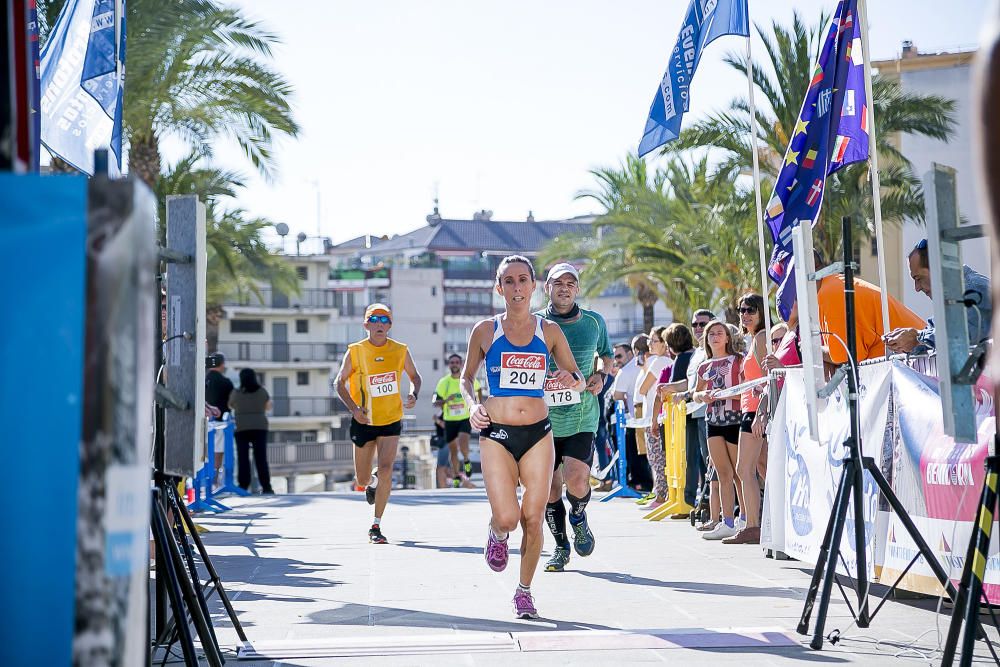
top-left (762, 364), bottom-right (892, 578)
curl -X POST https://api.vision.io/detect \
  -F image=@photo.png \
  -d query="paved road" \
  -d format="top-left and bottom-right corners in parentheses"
top-left (186, 489), bottom-right (999, 665)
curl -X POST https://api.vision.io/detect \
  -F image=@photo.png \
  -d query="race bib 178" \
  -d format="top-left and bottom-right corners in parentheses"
top-left (368, 371), bottom-right (399, 397)
top-left (544, 376), bottom-right (580, 407)
top-left (499, 352), bottom-right (546, 390)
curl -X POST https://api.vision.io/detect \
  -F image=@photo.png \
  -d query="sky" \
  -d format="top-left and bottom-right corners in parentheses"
top-left (162, 0), bottom-right (995, 247)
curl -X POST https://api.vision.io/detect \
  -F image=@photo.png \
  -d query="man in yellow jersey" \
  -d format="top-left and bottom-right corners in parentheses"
top-left (433, 353), bottom-right (483, 488)
top-left (334, 303), bottom-right (422, 544)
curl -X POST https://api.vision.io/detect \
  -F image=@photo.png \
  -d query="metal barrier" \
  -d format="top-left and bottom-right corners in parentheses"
top-left (188, 419), bottom-right (248, 513)
top-left (599, 401), bottom-right (644, 501)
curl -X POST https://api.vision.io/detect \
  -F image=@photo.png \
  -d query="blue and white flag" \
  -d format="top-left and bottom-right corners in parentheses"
top-left (765, 0), bottom-right (869, 318)
top-left (40, 0), bottom-right (125, 175)
top-left (637, 0), bottom-right (749, 157)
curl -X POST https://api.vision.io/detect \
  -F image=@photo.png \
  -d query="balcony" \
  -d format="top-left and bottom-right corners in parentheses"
top-left (605, 319), bottom-right (641, 340)
top-left (271, 396), bottom-right (347, 418)
top-left (223, 287), bottom-right (337, 309)
top-left (218, 341), bottom-right (347, 363)
top-left (443, 303), bottom-right (498, 317)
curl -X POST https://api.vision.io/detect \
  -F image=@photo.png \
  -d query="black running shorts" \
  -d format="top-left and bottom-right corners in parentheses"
top-left (479, 419), bottom-right (552, 462)
top-left (350, 419), bottom-right (402, 447)
top-left (444, 418), bottom-right (472, 443)
top-left (553, 431), bottom-right (595, 470)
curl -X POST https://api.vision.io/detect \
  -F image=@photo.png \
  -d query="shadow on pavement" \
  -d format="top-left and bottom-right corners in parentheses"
top-left (307, 602), bottom-right (618, 633)
top-left (208, 553), bottom-right (343, 589)
top-left (572, 571), bottom-right (807, 599)
top-left (393, 539), bottom-right (520, 556)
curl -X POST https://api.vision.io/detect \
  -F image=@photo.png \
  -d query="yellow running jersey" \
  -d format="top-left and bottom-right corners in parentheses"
top-left (347, 338), bottom-right (408, 426)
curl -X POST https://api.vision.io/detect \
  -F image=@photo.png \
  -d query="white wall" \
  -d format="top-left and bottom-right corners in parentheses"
top-left (897, 63), bottom-right (993, 320)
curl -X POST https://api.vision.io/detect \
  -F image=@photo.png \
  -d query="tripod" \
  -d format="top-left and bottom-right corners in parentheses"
top-left (940, 439), bottom-right (1000, 666)
top-left (797, 217), bottom-right (964, 649)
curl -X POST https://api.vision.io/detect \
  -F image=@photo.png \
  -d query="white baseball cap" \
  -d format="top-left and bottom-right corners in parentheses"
top-left (545, 262), bottom-right (580, 283)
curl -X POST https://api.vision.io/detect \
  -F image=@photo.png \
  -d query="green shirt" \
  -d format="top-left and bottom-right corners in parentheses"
top-left (435, 375), bottom-right (481, 421)
top-left (535, 307), bottom-right (612, 437)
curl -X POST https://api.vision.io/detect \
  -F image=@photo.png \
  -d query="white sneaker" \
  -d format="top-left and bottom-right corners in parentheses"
top-left (702, 522), bottom-right (739, 540)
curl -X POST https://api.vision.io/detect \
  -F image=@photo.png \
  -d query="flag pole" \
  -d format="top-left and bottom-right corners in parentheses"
top-left (859, 0), bottom-right (891, 339)
top-left (745, 28), bottom-right (774, 338)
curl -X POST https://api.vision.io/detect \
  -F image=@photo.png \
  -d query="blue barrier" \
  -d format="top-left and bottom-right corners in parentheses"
top-left (600, 401), bottom-right (644, 501)
top-left (187, 419), bottom-right (239, 512)
top-left (215, 420), bottom-right (249, 497)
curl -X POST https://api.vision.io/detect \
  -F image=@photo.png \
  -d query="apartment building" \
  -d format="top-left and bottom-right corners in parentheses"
top-left (217, 254), bottom-right (345, 445)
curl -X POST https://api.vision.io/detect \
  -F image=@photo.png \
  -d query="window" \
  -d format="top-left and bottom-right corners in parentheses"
top-left (230, 319), bottom-right (264, 334)
top-left (432, 359), bottom-right (439, 371)
top-left (297, 371), bottom-right (309, 386)
top-left (431, 322), bottom-right (438, 334)
top-left (296, 319), bottom-right (309, 333)
top-left (296, 266), bottom-right (308, 280)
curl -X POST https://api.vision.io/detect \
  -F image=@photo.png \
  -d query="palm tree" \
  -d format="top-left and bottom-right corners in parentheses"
top-left (38, 0), bottom-right (299, 190)
top-left (676, 11), bottom-right (956, 259)
top-left (540, 156), bottom-right (762, 330)
top-left (156, 153), bottom-right (299, 350)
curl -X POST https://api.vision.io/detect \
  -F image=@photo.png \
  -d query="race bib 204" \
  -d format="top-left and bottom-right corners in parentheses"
top-left (368, 371), bottom-right (399, 397)
top-left (499, 352), bottom-right (546, 390)
top-left (544, 376), bottom-right (580, 407)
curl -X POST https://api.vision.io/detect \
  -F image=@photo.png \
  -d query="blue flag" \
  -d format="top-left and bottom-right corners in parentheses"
top-left (765, 0), bottom-right (869, 318)
top-left (637, 0), bottom-right (749, 157)
top-left (40, 0), bottom-right (125, 174)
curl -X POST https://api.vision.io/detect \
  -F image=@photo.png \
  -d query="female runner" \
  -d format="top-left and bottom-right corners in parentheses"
top-left (462, 255), bottom-right (586, 619)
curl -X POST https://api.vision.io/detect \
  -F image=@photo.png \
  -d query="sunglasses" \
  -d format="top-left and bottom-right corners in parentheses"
top-left (691, 322), bottom-right (707, 329)
top-left (738, 307), bottom-right (757, 314)
top-left (367, 315), bottom-right (391, 324)
top-left (771, 337), bottom-right (783, 347)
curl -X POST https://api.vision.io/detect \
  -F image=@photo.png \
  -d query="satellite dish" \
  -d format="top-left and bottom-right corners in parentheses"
top-left (297, 232), bottom-right (308, 243)
top-left (275, 223), bottom-right (289, 237)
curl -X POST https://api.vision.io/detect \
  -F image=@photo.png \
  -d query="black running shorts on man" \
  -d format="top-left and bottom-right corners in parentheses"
top-left (350, 418), bottom-right (402, 447)
top-left (480, 419), bottom-right (552, 462)
top-left (553, 431), bottom-right (595, 470)
top-left (444, 418), bottom-right (472, 443)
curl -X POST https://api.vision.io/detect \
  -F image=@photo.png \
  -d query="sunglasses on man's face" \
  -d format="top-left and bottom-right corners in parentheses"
top-left (691, 321), bottom-right (707, 329)
top-left (367, 315), bottom-right (391, 324)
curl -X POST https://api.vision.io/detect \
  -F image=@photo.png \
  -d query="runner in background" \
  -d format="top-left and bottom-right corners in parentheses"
top-left (334, 303), bottom-right (421, 544)
top-left (535, 262), bottom-right (612, 572)
top-left (433, 353), bottom-right (482, 487)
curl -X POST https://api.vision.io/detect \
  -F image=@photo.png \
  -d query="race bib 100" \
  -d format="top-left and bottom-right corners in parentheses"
top-left (544, 376), bottom-right (580, 407)
top-left (368, 371), bottom-right (399, 397)
top-left (499, 352), bottom-right (546, 390)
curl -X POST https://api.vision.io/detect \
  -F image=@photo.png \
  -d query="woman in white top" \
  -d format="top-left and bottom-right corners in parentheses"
top-left (635, 325), bottom-right (673, 507)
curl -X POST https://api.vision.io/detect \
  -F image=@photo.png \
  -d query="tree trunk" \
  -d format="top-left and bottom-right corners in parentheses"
top-left (636, 281), bottom-right (658, 333)
top-left (129, 132), bottom-right (161, 191)
top-left (642, 301), bottom-right (655, 334)
top-left (206, 304), bottom-right (224, 353)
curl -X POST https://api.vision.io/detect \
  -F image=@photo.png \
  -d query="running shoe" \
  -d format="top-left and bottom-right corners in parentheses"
top-left (634, 492), bottom-right (656, 505)
top-left (485, 527), bottom-right (509, 572)
top-left (365, 470), bottom-right (377, 505)
top-left (544, 546), bottom-right (571, 572)
top-left (569, 512), bottom-right (595, 557)
top-left (452, 476), bottom-right (461, 488)
top-left (513, 588), bottom-right (538, 619)
top-left (368, 524), bottom-right (387, 544)
top-left (463, 460), bottom-right (473, 477)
